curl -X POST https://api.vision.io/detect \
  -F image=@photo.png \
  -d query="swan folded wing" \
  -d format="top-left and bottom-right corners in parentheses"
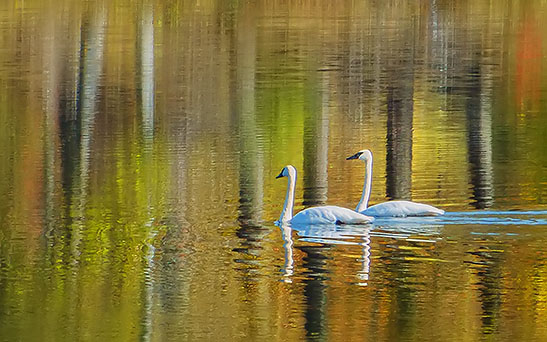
top-left (362, 200), bottom-right (444, 217)
top-left (292, 205), bottom-right (374, 225)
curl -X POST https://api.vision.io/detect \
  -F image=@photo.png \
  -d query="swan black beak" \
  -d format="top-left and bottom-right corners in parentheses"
top-left (275, 170), bottom-right (284, 179)
top-left (346, 152), bottom-right (361, 160)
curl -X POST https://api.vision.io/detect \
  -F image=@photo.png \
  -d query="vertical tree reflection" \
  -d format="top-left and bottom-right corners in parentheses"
top-left (465, 61), bottom-right (494, 209)
top-left (381, 6), bottom-right (417, 201)
top-left (71, 5), bottom-right (106, 258)
top-left (42, 4), bottom-right (64, 255)
top-left (40, 7), bottom-right (77, 338)
top-left (224, 13), bottom-right (268, 340)
top-left (236, 5), bottom-right (263, 229)
top-left (298, 245), bottom-right (330, 340)
top-left (136, 2), bottom-right (156, 340)
top-left (152, 3), bottom-right (193, 337)
top-left (54, 6), bottom-right (107, 337)
top-left (385, 248), bottom-right (418, 341)
top-left (385, 57), bottom-right (414, 200)
top-left (137, 1), bottom-right (155, 144)
top-left (300, 64), bottom-right (331, 342)
top-left (232, 7), bottom-right (270, 334)
top-left (57, 4), bottom-right (106, 267)
top-left (469, 248), bottom-right (503, 335)
top-left (233, 2), bottom-right (267, 276)
top-left (303, 74), bottom-right (329, 206)
top-left (42, 9), bottom-right (60, 239)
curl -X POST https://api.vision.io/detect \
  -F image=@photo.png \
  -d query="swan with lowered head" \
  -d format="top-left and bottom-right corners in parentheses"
top-left (276, 165), bottom-right (374, 225)
top-left (346, 150), bottom-right (444, 217)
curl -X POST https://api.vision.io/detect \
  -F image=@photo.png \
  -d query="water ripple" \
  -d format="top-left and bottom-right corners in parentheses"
top-left (283, 210), bottom-right (547, 247)
top-left (373, 210), bottom-right (547, 226)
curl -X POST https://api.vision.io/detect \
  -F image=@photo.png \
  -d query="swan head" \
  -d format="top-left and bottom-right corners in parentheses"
top-left (346, 149), bottom-right (372, 162)
top-left (276, 165), bottom-right (297, 179)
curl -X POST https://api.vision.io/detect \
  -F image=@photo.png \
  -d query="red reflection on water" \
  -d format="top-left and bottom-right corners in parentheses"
top-left (515, 13), bottom-right (543, 110)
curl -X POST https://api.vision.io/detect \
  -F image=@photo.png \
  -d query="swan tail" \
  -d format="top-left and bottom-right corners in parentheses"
top-left (418, 208), bottom-right (445, 216)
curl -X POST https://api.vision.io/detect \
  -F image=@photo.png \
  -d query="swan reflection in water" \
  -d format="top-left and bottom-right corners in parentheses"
top-left (277, 220), bottom-right (446, 285)
top-left (277, 210), bottom-right (547, 284)
top-left (280, 225), bottom-right (294, 282)
top-left (278, 222), bottom-right (376, 285)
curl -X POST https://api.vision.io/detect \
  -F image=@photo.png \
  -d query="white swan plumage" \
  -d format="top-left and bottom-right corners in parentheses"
top-left (276, 165), bottom-right (374, 225)
top-left (347, 150), bottom-right (445, 217)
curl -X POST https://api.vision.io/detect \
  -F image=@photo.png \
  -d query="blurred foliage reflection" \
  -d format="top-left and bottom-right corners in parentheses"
top-left (0, 0), bottom-right (546, 341)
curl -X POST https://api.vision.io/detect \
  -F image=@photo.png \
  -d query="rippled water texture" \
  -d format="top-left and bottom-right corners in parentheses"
top-left (1, 1), bottom-right (547, 341)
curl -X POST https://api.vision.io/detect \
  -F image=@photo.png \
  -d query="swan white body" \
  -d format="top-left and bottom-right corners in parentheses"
top-left (347, 150), bottom-right (444, 217)
top-left (363, 200), bottom-right (444, 217)
top-left (276, 165), bottom-right (374, 225)
top-left (290, 205), bottom-right (375, 225)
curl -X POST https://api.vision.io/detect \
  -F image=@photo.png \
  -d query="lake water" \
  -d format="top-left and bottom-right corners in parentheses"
top-left (1, 1), bottom-right (547, 341)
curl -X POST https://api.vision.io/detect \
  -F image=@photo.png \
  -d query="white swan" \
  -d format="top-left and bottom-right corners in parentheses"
top-left (276, 165), bottom-right (374, 225)
top-left (346, 150), bottom-right (445, 217)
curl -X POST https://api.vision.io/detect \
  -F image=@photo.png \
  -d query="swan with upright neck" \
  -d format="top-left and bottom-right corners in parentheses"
top-left (347, 150), bottom-right (444, 217)
top-left (276, 165), bottom-right (374, 225)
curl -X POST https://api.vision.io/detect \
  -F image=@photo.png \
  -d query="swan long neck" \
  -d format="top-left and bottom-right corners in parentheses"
top-left (279, 170), bottom-right (296, 222)
top-left (356, 157), bottom-right (372, 212)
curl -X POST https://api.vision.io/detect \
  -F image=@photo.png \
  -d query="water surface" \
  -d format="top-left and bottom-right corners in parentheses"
top-left (1, 0), bottom-right (547, 341)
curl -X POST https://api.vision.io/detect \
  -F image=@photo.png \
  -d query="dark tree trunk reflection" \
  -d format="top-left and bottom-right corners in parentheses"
top-left (386, 67), bottom-right (414, 200)
top-left (303, 74), bottom-right (329, 206)
top-left (298, 245), bottom-right (330, 341)
top-left (465, 61), bottom-right (494, 209)
top-left (233, 3), bottom-right (267, 288)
